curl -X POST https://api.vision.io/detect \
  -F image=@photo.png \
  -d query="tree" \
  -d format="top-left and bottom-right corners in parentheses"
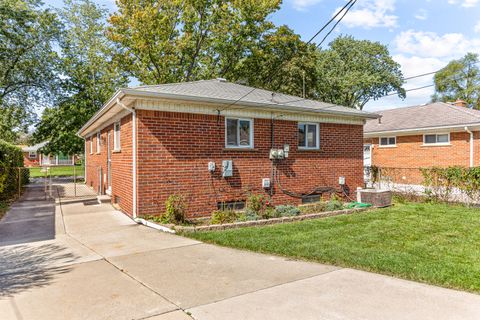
top-left (34, 0), bottom-right (128, 155)
top-left (315, 36), bottom-right (405, 109)
top-left (238, 25), bottom-right (319, 98)
top-left (107, 0), bottom-right (281, 84)
top-left (0, 0), bottom-right (60, 142)
top-left (432, 53), bottom-right (480, 109)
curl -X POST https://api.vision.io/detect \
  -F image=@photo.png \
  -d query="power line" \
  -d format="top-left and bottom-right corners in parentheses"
top-left (218, 0), bottom-right (356, 113)
top-left (317, 0), bottom-right (357, 48)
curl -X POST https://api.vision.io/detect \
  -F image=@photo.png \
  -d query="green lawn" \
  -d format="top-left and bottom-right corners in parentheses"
top-left (186, 202), bottom-right (480, 293)
top-left (29, 165), bottom-right (83, 178)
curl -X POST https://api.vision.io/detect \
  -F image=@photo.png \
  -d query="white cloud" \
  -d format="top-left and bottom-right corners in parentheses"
top-left (291, 0), bottom-right (322, 11)
top-left (475, 21), bottom-right (480, 33)
top-left (394, 30), bottom-right (480, 58)
top-left (448, 0), bottom-right (479, 7)
top-left (333, 0), bottom-right (398, 29)
top-left (414, 9), bottom-right (428, 20)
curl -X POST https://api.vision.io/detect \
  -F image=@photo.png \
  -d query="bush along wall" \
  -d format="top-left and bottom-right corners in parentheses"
top-left (421, 166), bottom-right (480, 204)
top-left (0, 140), bottom-right (27, 200)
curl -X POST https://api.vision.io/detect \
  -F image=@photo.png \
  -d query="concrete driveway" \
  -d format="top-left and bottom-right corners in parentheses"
top-left (1, 187), bottom-right (480, 319)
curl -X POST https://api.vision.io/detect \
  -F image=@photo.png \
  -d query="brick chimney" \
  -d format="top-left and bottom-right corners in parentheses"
top-left (453, 99), bottom-right (467, 108)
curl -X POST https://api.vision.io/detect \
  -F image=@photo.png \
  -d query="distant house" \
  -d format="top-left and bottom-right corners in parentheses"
top-left (78, 79), bottom-right (378, 218)
top-left (363, 100), bottom-right (480, 174)
top-left (20, 141), bottom-right (75, 167)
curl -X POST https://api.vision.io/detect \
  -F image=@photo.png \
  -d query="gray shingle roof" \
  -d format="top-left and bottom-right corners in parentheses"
top-left (364, 102), bottom-right (480, 134)
top-left (131, 79), bottom-right (378, 119)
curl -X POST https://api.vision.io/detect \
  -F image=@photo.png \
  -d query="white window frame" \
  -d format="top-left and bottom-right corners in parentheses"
top-left (298, 123), bottom-right (320, 150)
top-left (96, 131), bottom-right (101, 153)
top-left (89, 136), bottom-right (93, 154)
top-left (114, 122), bottom-right (121, 151)
top-left (423, 133), bottom-right (450, 146)
top-left (28, 151), bottom-right (37, 159)
top-left (379, 136), bottom-right (397, 147)
top-left (225, 118), bottom-right (254, 149)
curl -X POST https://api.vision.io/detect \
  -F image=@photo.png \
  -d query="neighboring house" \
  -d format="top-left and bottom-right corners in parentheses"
top-left (20, 141), bottom-right (75, 167)
top-left (364, 101), bottom-right (480, 182)
top-left (78, 79), bottom-right (378, 218)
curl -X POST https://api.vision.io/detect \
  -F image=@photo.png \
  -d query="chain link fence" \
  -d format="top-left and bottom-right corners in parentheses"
top-left (10, 166), bottom-right (99, 201)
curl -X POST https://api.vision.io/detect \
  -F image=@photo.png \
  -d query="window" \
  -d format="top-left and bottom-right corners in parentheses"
top-left (28, 151), bottom-right (37, 159)
top-left (298, 123), bottom-right (319, 149)
top-left (424, 133), bottom-right (450, 145)
top-left (225, 118), bottom-right (253, 148)
top-left (89, 137), bottom-right (93, 154)
top-left (114, 122), bottom-right (121, 151)
top-left (379, 136), bottom-right (396, 147)
top-left (96, 132), bottom-right (101, 153)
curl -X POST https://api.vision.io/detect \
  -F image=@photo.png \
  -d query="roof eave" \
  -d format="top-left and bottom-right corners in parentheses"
top-left (122, 88), bottom-right (380, 120)
top-left (77, 90), bottom-right (126, 137)
top-left (365, 123), bottom-right (480, 137)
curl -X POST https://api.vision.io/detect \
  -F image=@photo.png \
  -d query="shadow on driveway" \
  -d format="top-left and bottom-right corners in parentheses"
top-left (0, 243), bottom-right (75, 297)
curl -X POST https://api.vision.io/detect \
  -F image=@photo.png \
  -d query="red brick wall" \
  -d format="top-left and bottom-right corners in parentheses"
top-left (137, 110), bottom-right (364, 218)
top-left (23, 152), bottom-right (39, 167)
top-left (365, 131), bottom-right (479, 168)
top-left (364, 132), bottom-right (480, 184)
top-left (85, 114), bottom-right (133, 215)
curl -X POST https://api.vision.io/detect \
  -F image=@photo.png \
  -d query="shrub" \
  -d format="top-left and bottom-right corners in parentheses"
top-left (275, 205), bottom-right (301, 217)
top-left (211, 209), bottom-right (238, 224)
top-left (238, 209), bottom-right (259, 221)
top-left (246, 193), bottom-right (273, 219)
top-left (300, 202), bottom-right (327, 214)
top-left (161, 194), bottom-right (187, 224)
top-left (326, 194), bottom-right (344, 211)
top-left (0, 140), bottom-right (25, 200)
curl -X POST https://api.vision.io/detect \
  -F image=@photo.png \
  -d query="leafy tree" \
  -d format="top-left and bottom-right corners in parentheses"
top-left (315, 36), bottom-right (405, 109)
top-left (34, 0), bottom-right (128, 155)
top-left (432, 53), bottom-right (480, 109)
top-left (0, 0), bottom-right (60, 142)
top-left (107, 0), bottom-right (281, 84)
top-left (238, 25), bottom-right (319, 98)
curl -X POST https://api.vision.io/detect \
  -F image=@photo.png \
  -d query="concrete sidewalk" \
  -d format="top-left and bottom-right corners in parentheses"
top-left (1, 194), bottom-right (480, 319)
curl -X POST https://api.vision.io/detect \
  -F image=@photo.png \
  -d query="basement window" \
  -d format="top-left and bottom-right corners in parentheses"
top-left (302, 194), bottom-right (321, 204)
top-left (225, 118), bottom-right (253, 148)
top-left (217, 201), bottom-right (246, 211)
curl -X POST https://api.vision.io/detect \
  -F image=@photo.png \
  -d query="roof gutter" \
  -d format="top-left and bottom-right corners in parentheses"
top-left (121, 88), bottom-right (380, 120)
top-left (365, 123), bottom-right (480, 137)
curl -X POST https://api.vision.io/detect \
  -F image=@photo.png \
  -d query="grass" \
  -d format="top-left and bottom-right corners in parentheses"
top-left (186, 202), bottom-right (480, 293)
top-left (29, 165), bottom-right (83, 178)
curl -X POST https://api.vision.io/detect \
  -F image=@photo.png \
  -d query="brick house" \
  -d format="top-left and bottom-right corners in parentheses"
top-left (364, 101), bottom-right (480, 183)
top-left (78, 79), bottom-right (378, 218)
top-left (20, 141), bottom-right (75, 167)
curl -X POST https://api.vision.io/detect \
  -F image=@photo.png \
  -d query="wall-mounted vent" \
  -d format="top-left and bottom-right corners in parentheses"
top-left (217, 201), bottom-right (245, 211)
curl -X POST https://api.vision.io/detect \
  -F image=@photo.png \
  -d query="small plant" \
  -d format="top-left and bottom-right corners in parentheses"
top-left (238, 209), bottom-right (259, 221)
top-left (299, 202), bottom-right (327, 214)
top-left (326, 194), bottom-right (344, 211)
top-left (275, 205), bottom-right (301, 217)
top-left (211, 209), bottom-right (238, 224)
top-left (161, 194), bottom-right (187, 224)
top-left (246, 193), bottom-right (274, 219)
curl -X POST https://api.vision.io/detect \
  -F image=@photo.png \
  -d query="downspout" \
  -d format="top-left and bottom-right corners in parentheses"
top-left (84, 138), bottom-right (87, 182)
top-left (116, 98), bottom-right (137, 219)
top-left (465, 127), bottom-right (474, 167)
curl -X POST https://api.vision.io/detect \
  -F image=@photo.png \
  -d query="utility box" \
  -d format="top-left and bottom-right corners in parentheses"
top-left (222, 160), bottom-right (233, 177)
top-left (262, 178), bottom-right (271, 188)
top-left (358, 189), bottom-right (392, 207)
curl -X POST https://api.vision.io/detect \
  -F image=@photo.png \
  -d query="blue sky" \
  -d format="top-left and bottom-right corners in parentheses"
top-left (43, 0), bottom-right (480, 111)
